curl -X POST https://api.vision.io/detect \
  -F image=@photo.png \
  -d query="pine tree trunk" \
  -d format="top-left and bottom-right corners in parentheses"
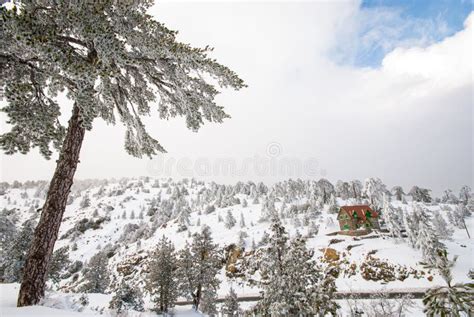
top-left (17, 104), bottom-right (86, 307)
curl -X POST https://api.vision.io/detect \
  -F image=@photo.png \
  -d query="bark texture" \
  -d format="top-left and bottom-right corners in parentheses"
top-left (17, 104), bottom-right (85, 306)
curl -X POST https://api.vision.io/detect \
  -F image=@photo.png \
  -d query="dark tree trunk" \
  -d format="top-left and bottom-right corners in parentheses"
top-left (17, 104), bottom-right (85, 307)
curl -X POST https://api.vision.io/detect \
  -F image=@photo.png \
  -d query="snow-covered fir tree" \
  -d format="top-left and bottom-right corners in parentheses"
top-left (224, 210), bottom-right (237, 229)
top-left (391, 186), bottom-right (405, 201)
top-left (47, 246), bottom-right (71, 284)
top-left (81, 251), bottom-right (110, 293)
top-left (239, 212), bottom-right (246, 227)
top-left (177, 226), bottom-right (220, 311)
top-left (221, 286), bottom-right (240, 317)
top-left (381, 196), bottom-right (404, 239)
top-left (109, 281), bottom-right (144, 314)
top-left (147, 236), bottom-right (178, 313)
top-left (409, 186), bottom-right (432, 203)
top-left (441, 189), bottom-right (459, 204)
top-left (458, 185), bottom-right (471, 206)
top-left (363, 178), bottom-right (388, 208)
top-left (247, 217), bottom-right (338, 316)
top-left (0, 219), bottom-right (36, 282)
top-left (146, 236), bottom-right (179, 313)
top-left (414, 206), bottom-right (444, 264)
top-left (431, 211), bottom-right (453, 240)
top-left (80, 195), bottom-right (91, 209)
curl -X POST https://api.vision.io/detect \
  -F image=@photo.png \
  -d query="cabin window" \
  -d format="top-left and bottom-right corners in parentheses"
top-left (343, 224), bottom-right (350, 231)
top-left (365, 210), bottom-right (371, 218)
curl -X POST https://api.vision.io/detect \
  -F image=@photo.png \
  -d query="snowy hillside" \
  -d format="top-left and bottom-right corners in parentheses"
top-left (1, 178), bottom-right (472, 316)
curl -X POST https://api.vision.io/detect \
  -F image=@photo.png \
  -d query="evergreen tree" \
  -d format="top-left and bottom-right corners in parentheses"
top-left (2, 0), bottom-right (245, 306)
top-left (109, 281), bottom-right (144, 314)
top-left (391, 186), bottom-right (405, 201)
top-left (403, 209), bottom-right (418, 248)
top-left (349, 180), bottom-right (363, 200)
top-left (381, 196), bottom-right (404, 239)
top-left (239, 212), bottom-right (246, 228)
top-left (414, 206), bottom-right (444, 264)
top-left (80, 195), bottom-right (91, 209)
top-left (335, 181), bottom-right (351, 200)
top-left (47, 246), bottom-right (71, 284)
top-left (248, 218), bottom-right (338, 316)
top-left (432, 211), bottom-right (453, 240)
top-left (222, 286), bottom-right (240, 317)
top-left (147, 236), bottom-right (178, 313)
top-left (312, 266), bottom-right (339, 316)
top-left (441, 189), bottom-right (459, 204)
top-left (238, 231), bottom-right (248, 249)
top-left (363, 178), bottom-right (388, 208)
top-left (224, 210), bottom-right (237, 229)
top-left (1, 219), bottom-right (36, 282)
top-left (423, 249), bottom-right (474, 316)
top-left (81, 251), bottom-right (110, 293)
top-left (458, 185), bottom-right (471, 206)
top-left (408, 186), bottom-right (432, 203)
top-left (328, 194), bottom-right (339, 214)
top-left (177, 226), bottom-right (220, 311)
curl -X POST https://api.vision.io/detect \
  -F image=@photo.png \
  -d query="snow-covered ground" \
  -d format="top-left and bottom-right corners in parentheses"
top-left (0, 178), bottom-right (472, 316)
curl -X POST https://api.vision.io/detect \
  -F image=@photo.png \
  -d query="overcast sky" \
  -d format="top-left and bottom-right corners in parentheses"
top-left (0, 0), bottom-right (472, 196)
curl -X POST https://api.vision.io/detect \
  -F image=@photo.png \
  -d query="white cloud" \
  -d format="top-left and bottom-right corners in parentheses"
top-left (381, 12), bottom-right (473, 92)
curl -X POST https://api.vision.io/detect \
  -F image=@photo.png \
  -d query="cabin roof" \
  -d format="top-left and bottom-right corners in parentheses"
top-left (339, 205), bottom-right (378, 220)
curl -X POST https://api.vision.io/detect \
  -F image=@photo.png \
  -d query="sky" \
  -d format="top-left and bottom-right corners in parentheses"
top-left (0, 0), bottom-right (472, 196)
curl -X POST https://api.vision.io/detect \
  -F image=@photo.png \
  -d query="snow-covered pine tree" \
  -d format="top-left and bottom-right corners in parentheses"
top-left (47, 246), bottom-right (71, 284)
top-left (349, 180), bottom-right (363, 200)
top-left (147, 236), bottom-right (178, 313)
top-left (177, 226), bottom-right (220, 311)
top-left (335, 180), bottom-right (351, 200)
top-left (81, 251), bottom-right (110, 293)
top-left (363, 178), bottom-right (388, 208)
top-left (328, 194), bottom-right (339, 214)
top-left (312, 266), bottom-right (339, 316)
top-left (109, 281), bottom-right (144, 314)
top-left (449, 204), bottom-right (471, 238)
top-left (239, 212), bottom-right (246, 228)
top-left (441, 189), bottom-right (459, 204)
top-left (200, 286), bottom-right (218, 316)
top-left (431, 211), bottom-right (453, 240)
top-left (458, 185), bottom-right (471, 206)
top-left (408, 186), bottom-right (432, 203)
top-left (224, 210), bottom-right (237, 229)
top-left (414, 206), bottom-right (444, 264)
top-left (0, 219), bottom-right (36, 282)
top-left (221, 286), bottom-right (240, 317)
top-left (315, 179), bottom-right (335, 204)
top-left (79, 195), bottom-right (91, 209)
top-left (2, 1), bottom-right (245, 306)
top-left (248, 217), bottom-right (337, 316)
top-left (391, 186), bottom-right (405, 201)
top-left (381, 196), bottom-right (404, 239)
top-left (423, 249), bottom-right (474, 316)
top-left (176, 209), bottom-right (191, 232)
top-left (238, 231), bottom-right (248, 249)
top-left (403, 208), bottom-right (419, 248)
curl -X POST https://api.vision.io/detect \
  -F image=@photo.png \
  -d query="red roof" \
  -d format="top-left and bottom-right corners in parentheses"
top-left (339, 205), bottom-right (378, 220)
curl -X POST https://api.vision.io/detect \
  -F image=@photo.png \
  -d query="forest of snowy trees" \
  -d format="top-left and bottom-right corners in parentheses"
top-left (0, 177), bottom-right (473, 316)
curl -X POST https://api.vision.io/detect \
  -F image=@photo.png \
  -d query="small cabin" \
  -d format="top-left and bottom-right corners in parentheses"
top-left (337, 205), bottom-right (379, 233)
